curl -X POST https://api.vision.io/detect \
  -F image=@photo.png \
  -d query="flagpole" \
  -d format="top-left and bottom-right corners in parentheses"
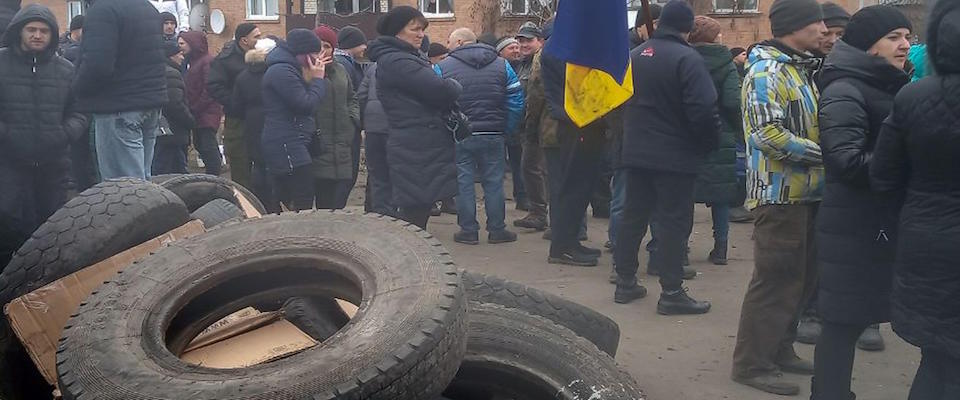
top-left (640, 0), bottom-right (655, 38)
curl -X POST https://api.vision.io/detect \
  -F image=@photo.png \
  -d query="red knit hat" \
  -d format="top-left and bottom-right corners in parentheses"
top-left (314, 25), bottom-right (338, 48)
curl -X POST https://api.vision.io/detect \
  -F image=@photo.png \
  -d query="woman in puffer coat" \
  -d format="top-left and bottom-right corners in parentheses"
top-left (688, 17), bottom-right (740, 266)
top-left (153, 40), bottom-right (196, 175)
top-left (870, 1), bottom-right (960, 398)
top-left (366, 6), bottom-right (461, 229)
top-left (311, 25), bottom-right (360, 210)
top-left (260, 29), bottom-right (329, 211)
top-left (812, 6), bottom-right (912, 399)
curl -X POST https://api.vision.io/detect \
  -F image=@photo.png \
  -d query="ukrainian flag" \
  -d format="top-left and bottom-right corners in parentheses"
top-left (544, 0), bottom-right (634, 128)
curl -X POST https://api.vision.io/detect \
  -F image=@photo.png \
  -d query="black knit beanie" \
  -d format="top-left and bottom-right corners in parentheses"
top-left (377, 6), bottom-right (427, 37)
top-left (163, 39), bottom-right (182, 57)
top-left (69, 15), bottom-right (84, 31)
top-left (427, 42), bottom-right (449, 58)
top-left (769, 0), bottom-right (824, 37)
top-left (337, 26), bottom-right (367, 49)
top-left (286, 28), bottom-right (322, 55)
top-left (842, 5), bottom-right (912, 51)
top-left (821, 2), bottom-right (851, 29)
top-left (160, 11), bottom-right (177, 25)
top-left (658, 0), bottom-right (694, 34)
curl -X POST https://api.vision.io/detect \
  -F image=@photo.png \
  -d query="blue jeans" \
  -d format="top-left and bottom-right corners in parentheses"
top-left (608, 168), bottom-right (626, 248)
top-left (456, 135), bottom-right (506, 233)
top-left (711, 204), bottom-right (730, 242)
top-left (94, 109), bottom-right (159, 180)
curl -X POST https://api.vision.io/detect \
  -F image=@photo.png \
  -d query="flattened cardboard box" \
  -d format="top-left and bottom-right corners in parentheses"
top-left (3, 220), bottom-right (205, 385)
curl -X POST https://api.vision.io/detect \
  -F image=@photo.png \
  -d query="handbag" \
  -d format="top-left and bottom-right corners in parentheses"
top-left (445, 104), bottom-right (472, 144)
top-left (157, 111), bottom-right (174, 137)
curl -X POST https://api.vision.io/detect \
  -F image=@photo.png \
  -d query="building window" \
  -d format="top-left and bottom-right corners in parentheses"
top-left (67, 1), bottom-right (84, 21)
top-left (712, 0), bottom-right (759, 13)
top-left (319, 0), bottom-right (375, 14)
top-left (420, 0), bottom-right (453, 18)
top-left (503, 0), bottom-right (542, 15)
top-left (247, 0), bottom-right (280, 19)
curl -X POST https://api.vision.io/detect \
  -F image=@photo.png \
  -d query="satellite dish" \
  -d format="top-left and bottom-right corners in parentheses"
top-left (188, 2), bottom-right (209, 32)
top-left (210, 9), bottom-right (225, 34)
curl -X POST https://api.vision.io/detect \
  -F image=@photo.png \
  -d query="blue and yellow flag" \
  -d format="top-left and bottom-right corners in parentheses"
top-left (544, 0), bottom-right (634, 127)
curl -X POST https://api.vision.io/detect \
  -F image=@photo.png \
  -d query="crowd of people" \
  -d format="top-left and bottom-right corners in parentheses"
top-left (0, 0), bottom-right (957, 398)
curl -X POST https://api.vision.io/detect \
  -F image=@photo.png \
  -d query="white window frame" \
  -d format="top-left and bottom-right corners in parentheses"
top-left (503, 0), bottom-right (535, 15)
top-left (247, 0), bottom-right (280, 20)
top-left (712, 0), bottom-right (759, 13)
top-left (67, 1), bottom-right (84, 21)
top-left (420, 0), bottom-right (454, 18)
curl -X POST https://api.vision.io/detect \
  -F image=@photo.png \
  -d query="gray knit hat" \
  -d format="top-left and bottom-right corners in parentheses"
top-left (769, 0), bottom-right (824, 37)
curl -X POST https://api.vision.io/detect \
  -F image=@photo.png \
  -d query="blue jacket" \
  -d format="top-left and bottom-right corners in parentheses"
top-left (260, 41), bottom-right (327, 175)
top-left (72, 0), bottom-right (167, 113)
top-left (436, 43), bottom-right (524, 134)
top-left (621, 30), bottom-right (720, 175)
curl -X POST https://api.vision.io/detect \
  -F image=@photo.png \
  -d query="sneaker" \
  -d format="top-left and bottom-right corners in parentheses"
top-left (729, 206), bottom-right (755, 223)
top-left (796, 316), bottom-right (822, 345)
top-left (657, 287), bottom-right (711, 315)
top-left (514, 215), bottom-right (548, 231)
top-left (577, 243), bottom-right (602, 257)
top-left (732, 372), bottom-right (800, 396)
top-left (453, 230), bottom-right (479, 245)
top-left (709, 240), bottom-right (728, 265)
top-left (604, 240), bottom-right (613, 249)
top-left (548, 248), bottom-right (599, 267)
top-left (430, 202), bottom-right (442, 216)
top-left (856, 324), bottom-right (885, 351)
top-left (440, 198), bottom-right (457, 215)
top-left (614, 276), bottom-right (647, 304)
top-left (647, 265), bottom-right (698, 280)
top-left (578, 230), bottom-right (588, 241)
top-left (516, 198), bottom-right (529, 211)
top-left (488, 229), bottom-right (518, 244)
top-left (776, 354), bottom-right (814, 375)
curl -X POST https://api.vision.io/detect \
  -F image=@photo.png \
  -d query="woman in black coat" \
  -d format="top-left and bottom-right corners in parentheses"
top-left (153, 41), bottom-right (196, 175)
top-left (812, 7), bottom-right (913, 400)
top-left (366, 6), bottom-right (461, 229)
top-left (870, 1), bottom-right (960, 398)
top-left (232, 38), bottom-right (280, 213)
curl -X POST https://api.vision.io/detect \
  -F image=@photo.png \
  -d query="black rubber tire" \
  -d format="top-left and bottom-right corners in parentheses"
top-left (461, 271), bottom-right (621, 356)
top-left (281, 296), bottom-right (352, 341)
top-left (56, 211), bottom-right (468, 400)
top-left (442, 302), bottom-right (645, 400)
top-left (189, 198), bottom-right (245, 228)
top-left (152, 173), bottom-right (266, 214)
top-left (0, 179), bottom-right (190, 400)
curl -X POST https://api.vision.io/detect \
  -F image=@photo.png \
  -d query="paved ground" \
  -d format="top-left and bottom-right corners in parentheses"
top-left (348, 177), bottom-right (921, 400)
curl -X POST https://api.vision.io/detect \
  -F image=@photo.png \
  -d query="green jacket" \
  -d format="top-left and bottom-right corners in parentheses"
top-left (312, 62), bottom-right (360, 180)
top-left (693, 43), bottom-right (740, 205)
top-left (523, 50), bottom-right (561, 148)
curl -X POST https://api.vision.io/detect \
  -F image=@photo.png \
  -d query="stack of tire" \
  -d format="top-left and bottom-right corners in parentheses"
top-left (4, 178), bottom-right (646, 400)
top-left (0, 175), bottom-right (264, 399)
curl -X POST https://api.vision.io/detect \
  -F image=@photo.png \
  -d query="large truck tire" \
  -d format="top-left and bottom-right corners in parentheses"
top-left (56, 211), bottom-right (467, 400)
top-left (152, 173), bottom-right (266, 214)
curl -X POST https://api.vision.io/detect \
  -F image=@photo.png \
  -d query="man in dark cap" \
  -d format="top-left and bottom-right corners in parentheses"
top-left (58, 14), bottom-right (83, 63)
top-left (335, 26), bottom-right (367, 92)
top-left (731, 0), bottom-right (826, 395)
top-left (614, 0), bottom-right (718, 315)
top-left (820, 2), bottom-right (851, 54)
top-left (630, 3), bottom-right (662, 49)
top-left (160, 11), bottom-right (178, 42)
top-left (427, 41), bottom-right (449, 64)
top-left (513, 20), bottom-right (551, 231)
top-left (208, 22), bottom-right (261, 188)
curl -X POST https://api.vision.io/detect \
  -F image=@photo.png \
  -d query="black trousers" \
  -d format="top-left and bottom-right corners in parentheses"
top-left (0, 161), bottom-right (69, 266)
top-left (365, 132), bottom-right (395, 217)
top-left (544, 121), bottom-right (604, 255)
top-left (813, 321), bottom-right (870, 400)
top-left (506, 142), bottom-right (525, 203)
top-left (315, 178), bottom-right (352, 210)
top-left (192, 127), bottom-right (221, 176)
top-left (272, 166), bottom-right (314, 212)
top-left (152, 143), bottom-right (188, 175)
top-left (909, 348), bottom-right (960, 400)
top-left (400, 205), bottom-right (432, 230)
top-left (614, 167), bottom-right (696, 291)
top-left (252, 161), bottom-right (281, 214)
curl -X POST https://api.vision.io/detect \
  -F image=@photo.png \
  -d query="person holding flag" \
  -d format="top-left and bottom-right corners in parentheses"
top-left (540, 0), bottom-right (633, 266)
top-left (612, 0), bottom-right (720, 314)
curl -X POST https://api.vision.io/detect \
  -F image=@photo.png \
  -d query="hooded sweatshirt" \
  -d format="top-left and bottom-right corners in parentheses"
top-left (180, 31), bottom-right (223, 130)
top-left (742, 40), bottom-right (824, 208)
top-left (0, 4), bottom-right (88, 166)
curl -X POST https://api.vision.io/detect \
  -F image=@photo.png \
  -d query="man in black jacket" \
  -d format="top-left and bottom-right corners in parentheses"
top-left (74, 0), bottom-right (166, 180)
top-left (57, 14), bottom-right (82, 63)
top-left (0, 4), bottom-right (88, 268)
top-left (613, 0), bottom-right (719, 315)
top-left (208, 23), bottom-right (260, 189)
top-left (153, 39), bottom-right (195, 175)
